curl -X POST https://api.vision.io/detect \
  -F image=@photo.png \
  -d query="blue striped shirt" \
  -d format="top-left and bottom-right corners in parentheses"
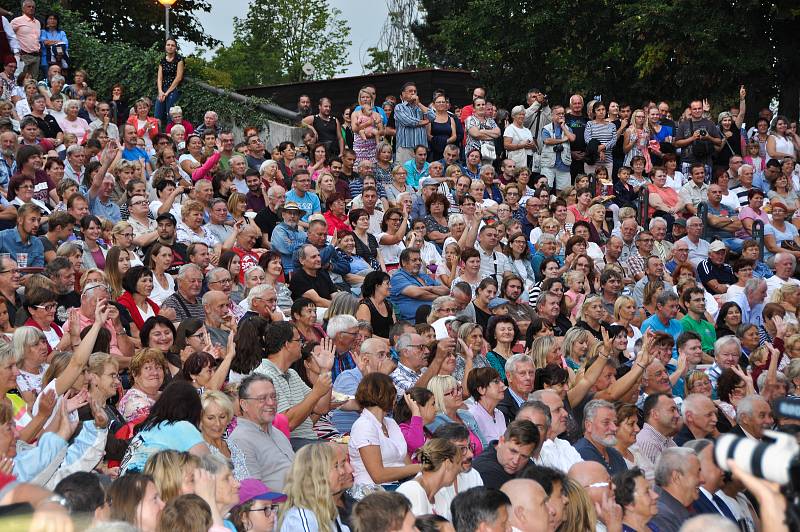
top-left (394, 101), bottom-right (435, 149)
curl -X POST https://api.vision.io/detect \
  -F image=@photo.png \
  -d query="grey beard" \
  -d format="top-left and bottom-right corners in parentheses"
top-left (596, 434), bottom-right (617, 447)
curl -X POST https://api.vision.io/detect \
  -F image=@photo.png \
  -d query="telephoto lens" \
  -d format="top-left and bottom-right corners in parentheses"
top-left (714, 430), bottom-right (799, 485)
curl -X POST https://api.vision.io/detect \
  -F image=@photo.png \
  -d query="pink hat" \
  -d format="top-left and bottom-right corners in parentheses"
top-left (237, 478), bottom-right (287, 507)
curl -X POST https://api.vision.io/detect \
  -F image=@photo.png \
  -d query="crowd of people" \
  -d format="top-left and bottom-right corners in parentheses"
top-left (0, 2), bottom-right (799, 531)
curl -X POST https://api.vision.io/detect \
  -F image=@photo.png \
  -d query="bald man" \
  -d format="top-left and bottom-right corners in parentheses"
top-left (500, 479), bottom-right (552, 532)
top-left (568, 461), bottom-right (623, 532)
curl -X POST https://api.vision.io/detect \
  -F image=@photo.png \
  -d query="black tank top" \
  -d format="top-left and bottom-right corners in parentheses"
top-left (362, 298), bottom-right (394, 339)
top-left (313, 114), bottom-right (340, 156)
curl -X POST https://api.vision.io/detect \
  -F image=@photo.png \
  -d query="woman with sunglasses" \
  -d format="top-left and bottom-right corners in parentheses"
top-left (20, 286), bottom-right (62, 352)
top-left (426, 375), bottom-right (484, 456)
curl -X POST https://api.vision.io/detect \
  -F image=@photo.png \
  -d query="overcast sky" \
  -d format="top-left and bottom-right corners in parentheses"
top-left (184, 0), bottom-right (390, 77)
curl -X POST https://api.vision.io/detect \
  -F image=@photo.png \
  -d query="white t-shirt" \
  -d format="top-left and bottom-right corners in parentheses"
top-left (139, 302), bottom-right (156, 322)
top-left (397, 477), bottom-right (454, 517)
top-left (150, 274), bottom-right (175, 306)
top-left (378, 232), bottom-right (405, 265)
top-left (149, 200), bottom-right (183, 223)
top-left (348, 409), bottom-right (408, 485)
top-left (433, 469), bottom-right (483, 520)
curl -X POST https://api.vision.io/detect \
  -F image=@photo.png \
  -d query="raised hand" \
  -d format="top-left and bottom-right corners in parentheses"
top-left (739, 85), bottom-right (746, 100)
top-left (38, 389), bottom-right (57, 419)
top-left (64, 389), bottom-right (90, 413)
top-left (315, 338), bottom-right (336, 371)
top-left (458, 338), bottom-right (474, 361)
top-left (312, 371), bottom-right (333, 398)
top-left (403, 393), bottom-right (422, 417)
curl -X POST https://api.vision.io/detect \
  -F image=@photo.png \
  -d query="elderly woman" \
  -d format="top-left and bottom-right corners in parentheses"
top-left (127, 98), bottom-right (160, 150)
top-left (503, 105), bottom-right (535, 170)
top-left (764, 202), bottom-right (800, 263)
top-left (200, 391), bottom-right (249, 480)
top-left (13, 326), bottom-right (51, 405)
top-left (119, 348), bottom-right (169, 423)
top-left (57, 99), bottom-right (91, 138)
top-left (177, 199), bottom-right (220, 249)
top-left (21, 287), bottom-right (62, 350)
top-left (648, 166), bottom-right (686, 231)
top-left (738, 189), bottom-right (770, 239)
top-left (613, 404), bottom-right (646, 473)
top-left (426, 375), bottom-right (484, 455)
top-left (613, 467), bottom-right (659, 530)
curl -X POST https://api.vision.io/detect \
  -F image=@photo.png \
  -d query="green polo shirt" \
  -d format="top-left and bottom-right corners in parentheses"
top-left (679, 313), bottom-right (717, 353)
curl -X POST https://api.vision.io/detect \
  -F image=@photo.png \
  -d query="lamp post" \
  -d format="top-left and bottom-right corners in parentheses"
top-left (157, 0), bottom-right (177, 39)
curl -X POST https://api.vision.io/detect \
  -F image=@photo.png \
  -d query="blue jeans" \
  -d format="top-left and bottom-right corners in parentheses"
top-left (154, 89), bottom-right (181, 127)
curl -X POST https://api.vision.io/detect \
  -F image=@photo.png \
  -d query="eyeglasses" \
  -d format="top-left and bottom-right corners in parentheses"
top-left (35, 303), bottom-right (57, 311)
top-left (444, 385), bottom-right (463, 397)
top-left (0, 268), bottom-right (20, 275)
top-left (586, 482), bottom-right (610, 489)
top-left (119, 232), bottom-right (134, 238)
top-left (18, 184), bottom-right (34, 190)
top-left (287, 337), bottom-right (302, 344)
top-left (241, 394), bottom-right (278, 403)
top-left (247, 505), bottom-right (280, 517)
top-left (210, 278), bottom-right (232, 285)
top-left (130, 201), bottom-right (147, 207)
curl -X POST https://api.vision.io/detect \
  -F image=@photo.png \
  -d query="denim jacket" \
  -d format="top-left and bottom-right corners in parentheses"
top-left (271, 222), bottom-right (307, 274)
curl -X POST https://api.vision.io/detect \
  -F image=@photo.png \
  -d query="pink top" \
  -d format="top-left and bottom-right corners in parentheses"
top-left (567, 204), bottom-right (589, 223)
top-left (737, 206), bottom-right (770, 237)
top-left (399, 416), bottom-right (428, 458)
top-left (647, 183), bottom-right (679, 218)
top-left (566, 289), bottom-right (586, 318)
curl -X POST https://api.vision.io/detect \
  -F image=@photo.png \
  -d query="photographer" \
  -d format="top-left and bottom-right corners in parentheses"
top-left (674, 99), bottom-right (724, 179)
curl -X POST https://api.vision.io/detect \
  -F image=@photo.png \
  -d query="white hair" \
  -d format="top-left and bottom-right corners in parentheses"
top-left (736, 394), bottom-right (769, 423)
top-left (648, 217), bottom-right (667, 230)
top-left (326, 314), bottom-right (359, 338)
top-left (448, 213), bottom-right (465, 228)
top-left (654, 447), bottom-right (697, 487)
top-left (738, 164), bottom-right (754, 176)
top-left (247, 283), bottom-right (276, 306)
top-left (169, 106), bottom-right (183, 116)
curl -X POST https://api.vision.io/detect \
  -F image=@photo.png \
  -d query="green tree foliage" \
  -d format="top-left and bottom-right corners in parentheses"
top-left (210, 0), bottom-right (351, 88)
top-left (24, 4), bottom-right (278, 127)
top-left (0, 0), bottom-right (217, 48)
top-left (414, 0), bottom-right (800, 118)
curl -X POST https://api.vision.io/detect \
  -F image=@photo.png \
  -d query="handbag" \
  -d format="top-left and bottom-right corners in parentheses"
top-left (781, 240), bottom-right (800, 253)
top-left (480, 141), bottom-right (496, 161)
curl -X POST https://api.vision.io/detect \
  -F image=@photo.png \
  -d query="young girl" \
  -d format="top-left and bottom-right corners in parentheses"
top-left (743, 138), bottom-right (766, 172)
top-left (436, 242), bottom-right (461, 289)
top-left (564, 270), bottom-right (586, 318)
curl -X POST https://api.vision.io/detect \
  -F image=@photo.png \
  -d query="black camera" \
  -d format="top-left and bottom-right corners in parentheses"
top-left (553, 145), bottom-right (564, 154)
top-left (698, 128), bottom-right (708, 137)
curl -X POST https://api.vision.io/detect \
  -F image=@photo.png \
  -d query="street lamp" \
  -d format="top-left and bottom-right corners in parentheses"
top-left (157, 0), bottom-right (177, 39)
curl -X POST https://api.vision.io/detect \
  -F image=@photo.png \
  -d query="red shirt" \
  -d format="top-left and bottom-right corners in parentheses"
top-left (323, 210), bottom-right (350, 236)
top-left (233, 246), bottom-right (260, 282)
